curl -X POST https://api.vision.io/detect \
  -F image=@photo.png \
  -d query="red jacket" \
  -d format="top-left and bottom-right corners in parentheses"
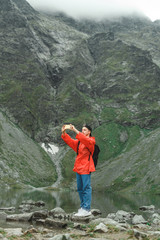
top-left (61, 132), bottom-right (96, 174)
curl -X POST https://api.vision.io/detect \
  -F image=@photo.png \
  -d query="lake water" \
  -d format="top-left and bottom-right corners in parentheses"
top-left (1, 186), bottom-right (160, 218)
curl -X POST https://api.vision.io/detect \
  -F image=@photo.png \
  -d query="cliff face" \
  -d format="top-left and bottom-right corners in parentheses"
top-left (1, 0), bottom-right (160, 141)
top-left (1, 0), bottom-right (160, 191)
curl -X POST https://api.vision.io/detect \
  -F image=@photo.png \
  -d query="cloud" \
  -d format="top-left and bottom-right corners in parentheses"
top-left (27, 0), bottom-right (144, 20)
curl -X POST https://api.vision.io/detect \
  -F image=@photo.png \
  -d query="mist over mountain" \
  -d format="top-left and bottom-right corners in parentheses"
top-left (1, 0), bottom-right (160, 191)
top-left (27, 0), bottom-right (145, 21)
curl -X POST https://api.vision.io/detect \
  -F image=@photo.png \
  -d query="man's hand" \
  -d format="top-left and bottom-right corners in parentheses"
top-left (70, 124), bottom-right (79, 135)
top-left (61, 125), bottom-right (66, 136)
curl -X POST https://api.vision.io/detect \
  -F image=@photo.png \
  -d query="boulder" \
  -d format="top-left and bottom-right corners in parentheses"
top-left (94, 223), bottom-right (108, 233)
top-left (48, 234), bottom-right (72, 240)
top-left (108, 210), bottom-right (135, 223)
top-left (151, 213), bottom-right (160, 225)
top-left (91, 209), bottom-right (102, 216)
top-left (139, 205), bottom-right (155, 211)
top-left (4, 228), bottom-right (23, 237)
top-left (45, 218), bottom-right (67, 228)
top-left (6, 212), bottom-right (33, 222)
top-left (0, 207), bottom-right (15, 212)
top-left (90, 217), bottom-right (118, 226)
top-left (32, 210), bottom-right (48, 220)
top-left (49, 207), bottom-right (66, 217)
top-left (133, 229), bottom-right (149, 239)
top-left (132, 215), bottom-right (147, 225)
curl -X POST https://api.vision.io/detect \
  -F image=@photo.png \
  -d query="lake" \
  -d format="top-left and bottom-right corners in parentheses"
top-left (1, 186), bottom-right (160, 218)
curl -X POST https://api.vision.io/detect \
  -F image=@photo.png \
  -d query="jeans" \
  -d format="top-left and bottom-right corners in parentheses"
top-left (76, 173), bottom-right (92, 211)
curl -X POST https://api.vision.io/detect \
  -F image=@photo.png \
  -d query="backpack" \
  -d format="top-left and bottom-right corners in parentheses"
top-left (77, 141), bottom-right (100, 168)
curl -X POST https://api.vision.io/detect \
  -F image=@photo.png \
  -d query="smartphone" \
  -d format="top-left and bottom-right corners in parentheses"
top-left (64, 124), bottom-right (71, 130)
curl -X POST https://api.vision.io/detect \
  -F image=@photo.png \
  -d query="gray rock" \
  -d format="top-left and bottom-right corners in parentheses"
top-left (6, 212), bottom-right (33, 222)
top-left (94, 223), bottom-right (108, 233)
top-left (132, 215), bottom-right (147, 225)
top-left (45, 218), bottom-right (67, 228)
top-left (90, 217), bottom-right (118, 226)
top-left (71, 214), bottom-right (94, 223)
top-left (151, 213), bottom-right (160, 224)
top-left (114, 210), bottom-right (135, 222)
top-left (4, 228), bottom-right (23, 237)
top-left (35, 201), bottom-right (45, 207)
top-left (49, 207), bottom-right (66, 216)
top-left (91, 209), bottom-right (102, 216)
top-left (32, 210), bottom-right (48, 220)
top-left (148, 231), bottom-right (160, 236)
top-left (0, 212), bottom-right (7, 220)
top-left (139, 205), bottom-right (155, 211)
top-left (21, 200), bottom-right (35, 205)
top-left (48, 233), bottom-right (72, 240)
top-left (18, 204), bottom-right (33, 213)
top-left (0, 207), bottom-right (15, 212)
top-left (0, 233), bottom-right (3, 239)
top-left (133, 229), bottom-right (149, 239)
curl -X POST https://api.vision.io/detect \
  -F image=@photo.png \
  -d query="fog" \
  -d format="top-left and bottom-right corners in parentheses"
top-left (26, 0), bottom-right (146, 20)
top-left (26, 0), bottom-right (160, 21)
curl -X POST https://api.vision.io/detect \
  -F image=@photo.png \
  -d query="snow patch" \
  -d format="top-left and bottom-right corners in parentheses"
top-left (41, 143), bottom-right (59, 155)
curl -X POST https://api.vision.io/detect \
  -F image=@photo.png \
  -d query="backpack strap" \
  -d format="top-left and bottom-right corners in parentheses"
top-left (77, 141), bottom-right (80, 155)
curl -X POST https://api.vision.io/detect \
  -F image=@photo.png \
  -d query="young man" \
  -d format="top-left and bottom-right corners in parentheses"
top-left (61, 124), bottom-right (95, 217)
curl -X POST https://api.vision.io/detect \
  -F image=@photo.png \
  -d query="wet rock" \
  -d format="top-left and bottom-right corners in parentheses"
top-left (94, 223), bottom-right (108, 233)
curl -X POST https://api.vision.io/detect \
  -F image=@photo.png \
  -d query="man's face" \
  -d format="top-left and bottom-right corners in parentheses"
top-left (82, 127), bottom-right (91, 137)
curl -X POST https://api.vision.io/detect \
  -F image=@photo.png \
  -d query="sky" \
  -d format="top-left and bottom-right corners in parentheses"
top-left (26, 0), bottom-right (160, 21)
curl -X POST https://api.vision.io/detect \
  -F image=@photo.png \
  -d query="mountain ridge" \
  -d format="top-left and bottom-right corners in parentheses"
top-left (1, 0), bottom-right (160, 191)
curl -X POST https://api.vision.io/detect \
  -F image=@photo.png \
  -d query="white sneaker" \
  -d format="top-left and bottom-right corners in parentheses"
top-left (78, 208), bottom-right (83, 213)
top-left (74, 208), bottom-right (91, 217)
top-left (74, 208), bottom-right (83, 216)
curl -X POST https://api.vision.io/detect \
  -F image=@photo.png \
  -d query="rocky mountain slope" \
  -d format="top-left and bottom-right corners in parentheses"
top-left (1, 0), bottom-right (160, 191)
top-left (92, 126), bottom-right (160, 194)
top-left (0, 110), bottom-right (57, 188)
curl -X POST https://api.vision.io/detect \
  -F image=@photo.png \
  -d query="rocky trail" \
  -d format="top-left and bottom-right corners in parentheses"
top-left (1, 200), bottom-right (160, 239)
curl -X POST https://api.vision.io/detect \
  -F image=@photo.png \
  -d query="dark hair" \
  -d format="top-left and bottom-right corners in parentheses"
top-left (83, 124), bottom-right (92, 136)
